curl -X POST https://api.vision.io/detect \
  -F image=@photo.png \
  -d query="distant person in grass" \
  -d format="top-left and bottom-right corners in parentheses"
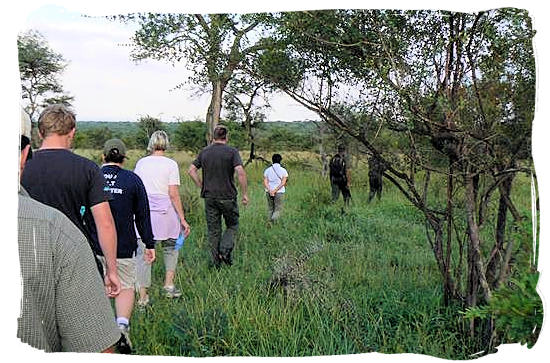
top-left (21, 104), bottom-right (121, 297)
top-left (134, 131), bottom-right (191, 305)
top-left (368, 154), bottom-right (385, 203)
top-left (18, 109), bottom-right (122, 353)
top-left (99, 138), bottom-right (156, 347)
top-left (329, 145), bottom-right (351, 206)
top-left (188, 125), bottom-right (249, 268)
top-left (263, 153), bottom-right (288, 222)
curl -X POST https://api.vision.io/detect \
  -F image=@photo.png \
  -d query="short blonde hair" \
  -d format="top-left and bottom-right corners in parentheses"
top-left (147, 130), bottom-right (170, 152)
top-left (38, 104), bottom-right (76, 137)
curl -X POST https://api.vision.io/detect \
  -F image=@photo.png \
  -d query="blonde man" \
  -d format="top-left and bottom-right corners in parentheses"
top-left (21, 104), bottom-right (120, 297)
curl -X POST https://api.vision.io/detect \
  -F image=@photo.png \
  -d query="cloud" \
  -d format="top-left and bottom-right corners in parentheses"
top-left (21, 5), bottom-right (320, 122)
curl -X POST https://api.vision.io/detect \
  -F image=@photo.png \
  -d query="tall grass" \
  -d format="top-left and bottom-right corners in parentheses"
top-left (76, 149), bottom-right (533, 359)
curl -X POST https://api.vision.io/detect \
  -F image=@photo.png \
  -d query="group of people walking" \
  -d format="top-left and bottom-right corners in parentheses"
top-left (17, 103), bottom-right (367, 353)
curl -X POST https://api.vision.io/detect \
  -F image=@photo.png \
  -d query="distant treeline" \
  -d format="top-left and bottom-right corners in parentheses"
top-left (73, 120), bottom-right (320, 153)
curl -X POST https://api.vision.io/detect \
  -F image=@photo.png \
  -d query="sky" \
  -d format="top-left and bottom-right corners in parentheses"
top-left (2, 1), bottom-right (550, 363)
top-left (21, 5), bottom-right (321, 123)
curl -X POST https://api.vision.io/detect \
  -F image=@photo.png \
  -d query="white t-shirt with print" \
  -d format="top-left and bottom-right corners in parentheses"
top-left (263, 163), bottom-right (289, 194)
top-left (134, 155), bottom-right (180, 196)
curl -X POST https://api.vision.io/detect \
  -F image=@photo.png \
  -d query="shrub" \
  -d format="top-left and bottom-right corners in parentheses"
top-left (463, 272), bottom-right (543, 348)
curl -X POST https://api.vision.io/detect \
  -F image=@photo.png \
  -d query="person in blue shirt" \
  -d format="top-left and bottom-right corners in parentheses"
top-left (97, 139), bottom-right (156, 349)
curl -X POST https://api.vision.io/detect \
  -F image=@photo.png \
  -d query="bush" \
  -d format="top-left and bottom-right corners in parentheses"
top-left (73, 126), bottom-right (112, 149)
top-left (136, 115), bottom-right (166, 149)
top-left (463, 271), bottom-right (543, 348)
top-left (173, 121), bottom-right (207, 152)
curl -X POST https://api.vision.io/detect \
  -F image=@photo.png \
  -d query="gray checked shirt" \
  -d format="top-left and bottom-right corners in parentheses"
top-left (17, 187), bottom-right (120, 352)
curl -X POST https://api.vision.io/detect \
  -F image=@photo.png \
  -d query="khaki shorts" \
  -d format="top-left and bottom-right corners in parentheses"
top-left (98, 256), bottom-right (136, 290)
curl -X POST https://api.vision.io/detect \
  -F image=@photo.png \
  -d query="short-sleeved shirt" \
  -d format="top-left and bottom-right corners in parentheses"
top-left (18, 187), bottom-right (120, 352)
top-left (99, 164), bottom-right (155, 258)
top-left (192, 143), bottom-right (243, 199)
top-left (264, 163), bottom-right (289, 194)
top-left (21, 149), bottom-right (111, 252)
top-left (134, 155), bottom-right (180, 196)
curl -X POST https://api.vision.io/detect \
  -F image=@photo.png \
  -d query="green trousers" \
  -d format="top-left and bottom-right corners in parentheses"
top-left (204, 198), bottom-right (239, 267)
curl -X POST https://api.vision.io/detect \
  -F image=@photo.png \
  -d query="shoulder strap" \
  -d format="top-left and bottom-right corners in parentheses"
top-left (271, 165), bottom-right (283, 182)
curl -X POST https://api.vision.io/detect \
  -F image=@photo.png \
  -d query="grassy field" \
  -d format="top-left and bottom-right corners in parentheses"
top-left (76, 148), bottom-right (534, 359)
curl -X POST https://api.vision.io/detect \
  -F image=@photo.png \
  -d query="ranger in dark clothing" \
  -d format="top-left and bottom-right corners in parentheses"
top-left (329, 145), bottom-right (351, 206)
top-left (368, 155), bottom-right (385, 203)
top-left (188, 125), bottom-right (249, 268)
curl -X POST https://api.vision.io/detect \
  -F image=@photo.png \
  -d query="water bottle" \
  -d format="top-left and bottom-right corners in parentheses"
top-left (175, 231), bottom-right (185, 251)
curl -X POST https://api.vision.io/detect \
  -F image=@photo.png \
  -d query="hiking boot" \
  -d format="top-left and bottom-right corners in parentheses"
top-left (221, 256), bottom-right (233, 266)
top-left (219, 252), bottom-right (232, 266)
top-left (163, 285), bottom-right (182, 298)
top-left (136, 295), bottom-right (150, 308)
top-left (117, 323), bottom-right (132, 354)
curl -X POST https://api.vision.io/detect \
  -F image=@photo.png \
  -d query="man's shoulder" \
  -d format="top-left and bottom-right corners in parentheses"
top-left (20, 192), bottom-right (66, 222)
top-left (201, 143), bottom-right (238, 156)
top-left (37, 149), bottom-right (100, 173)
top-left (226, 144), bottom-right (240, 154)
top-left (210, 143), bottom-right (238, 151)
top-left (19, 193), bottom-right (84, 242)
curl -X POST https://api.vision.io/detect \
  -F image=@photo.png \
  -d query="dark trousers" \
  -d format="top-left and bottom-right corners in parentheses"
top-left (331, 178), bottom-right (351, 205)
top-left (368, 174), bottom-right (383, 203)
top-left (204, 197), bottom-right (239, 267)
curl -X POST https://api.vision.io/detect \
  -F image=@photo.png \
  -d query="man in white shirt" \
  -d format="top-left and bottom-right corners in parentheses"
top-left (263, 154), bottom-right (289, 222)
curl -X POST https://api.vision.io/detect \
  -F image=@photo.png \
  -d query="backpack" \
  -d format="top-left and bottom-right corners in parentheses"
top-left (329, 154), bottom-right (346, 180)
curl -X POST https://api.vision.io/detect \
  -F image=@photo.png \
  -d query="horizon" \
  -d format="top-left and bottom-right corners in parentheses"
top-left (76, 119), bottom-right (320, 123)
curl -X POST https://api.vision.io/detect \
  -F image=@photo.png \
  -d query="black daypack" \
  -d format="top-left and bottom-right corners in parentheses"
top-left (329, 154), bottom-right (346, 180)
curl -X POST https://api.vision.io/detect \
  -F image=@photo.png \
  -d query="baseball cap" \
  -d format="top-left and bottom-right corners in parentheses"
top-left (103, 138), bottom-right (127, 157)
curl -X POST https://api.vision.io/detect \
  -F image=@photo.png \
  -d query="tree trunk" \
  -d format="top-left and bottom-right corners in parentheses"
top-left (487, 171), bottom-right (514, 287)
top-left (426, 216), bottom-right (457, 303)
top-left (206, 80), bottom-right (223, 143)
top-left (444, 165), bottom-right (454, 305)
top-left (245, 120), bottom-right (256, 165)
top-left (464, 173), bottom-right (492, 305)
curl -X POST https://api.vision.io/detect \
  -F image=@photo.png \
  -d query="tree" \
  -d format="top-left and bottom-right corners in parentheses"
top-left (18, 30), bottom-right (74, 122)
top-left (73, 127), bottom-right (113, 149)
top-left (223, 71), bottom-right (271, 164)
top-left (259, 8), bottom-right (537, 349)
top-left (173, 120), bottom-right (207, 152)
top-left (136, 115), bottom-right (165, 148)
top-left (115, 12), bottom-right (275, 143)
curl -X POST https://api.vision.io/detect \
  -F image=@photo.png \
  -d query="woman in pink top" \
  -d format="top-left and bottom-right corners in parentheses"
top-left (134, 131), bottom-right (191, 305)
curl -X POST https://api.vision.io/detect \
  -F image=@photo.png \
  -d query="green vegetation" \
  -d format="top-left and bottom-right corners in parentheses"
top-left (75, 149), bottom-right (539, 358)
top-left (23, 6), bottom-right (539, 358)
top-left (73, 120), bottom-right (320, 154)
